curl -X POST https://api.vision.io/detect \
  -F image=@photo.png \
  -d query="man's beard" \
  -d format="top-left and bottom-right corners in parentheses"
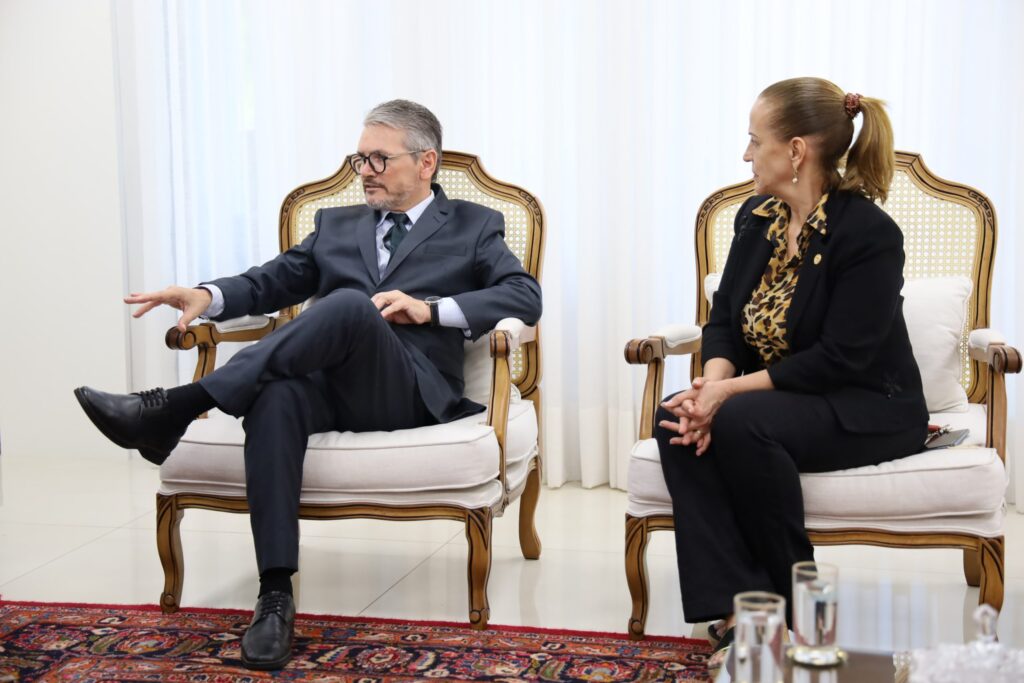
top-left (364, 184), bottom-right (412, 211)
top-left (366, 196), bottom-right (394, 210)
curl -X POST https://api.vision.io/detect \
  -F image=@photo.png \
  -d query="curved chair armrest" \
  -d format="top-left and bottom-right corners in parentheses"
top-left (624, 325), bottom-right (703, 440)
top-left (165, 313), bottom-right (292, 384)
top-left (624, 325), bottom-right (702, 364)
top-left (967, 329), bottom-right (1021, 462)
top-left (213, 314), bottom-right (282, 334)
top-left (494, 317), bottom-right (537, 352)
top-left (969, 329), bottom-right (1022, 373)
top-left (655, 324), bottom-right (703, 354)
top-left (485, 321), bottom-right (535, 510)
top-left (165, 314), bottom-right (290, 350)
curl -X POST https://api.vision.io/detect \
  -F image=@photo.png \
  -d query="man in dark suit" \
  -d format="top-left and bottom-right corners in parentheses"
top-left (74, 100), bottom-right (542, 670)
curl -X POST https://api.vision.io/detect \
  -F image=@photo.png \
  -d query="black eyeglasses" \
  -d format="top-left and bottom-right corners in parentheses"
top-left (348, 150), bottom-right (425, 174)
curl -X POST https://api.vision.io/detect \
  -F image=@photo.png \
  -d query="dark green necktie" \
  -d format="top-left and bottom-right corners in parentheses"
top-left (384, 212), bottom-right (409, 256)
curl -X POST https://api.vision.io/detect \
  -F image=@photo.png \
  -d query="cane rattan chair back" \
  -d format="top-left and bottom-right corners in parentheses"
top-left (695, 151), bottom-right (994, 401)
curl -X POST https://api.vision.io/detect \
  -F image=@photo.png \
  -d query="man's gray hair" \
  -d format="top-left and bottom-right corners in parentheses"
top-left (364, 100), bottom-right (443, 181)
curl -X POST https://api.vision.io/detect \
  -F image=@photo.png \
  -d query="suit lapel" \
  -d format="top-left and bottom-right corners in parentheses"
top-left (356, 210), bottom-right (381, 283)
top-left (733, 217), bottom-right (773, 323)
top-left (785, 193), bottom-right (843, 344)
top-left (381, 186), bottom-right (451, 284)
top-left (785, 233), bottom-right (826, 344)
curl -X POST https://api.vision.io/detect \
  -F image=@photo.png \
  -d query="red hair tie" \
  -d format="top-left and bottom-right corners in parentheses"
top-left (844, 92), bottom-right (862, 118)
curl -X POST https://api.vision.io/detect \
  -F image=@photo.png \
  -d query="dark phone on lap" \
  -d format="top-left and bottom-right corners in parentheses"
top-left (924, 429), bottom-right (969, 449)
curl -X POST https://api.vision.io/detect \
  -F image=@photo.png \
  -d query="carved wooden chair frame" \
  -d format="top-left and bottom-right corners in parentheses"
top-left (157, 151), bottom-right (545, 630)
top-left (623, 152), bottom-right (1021, 639)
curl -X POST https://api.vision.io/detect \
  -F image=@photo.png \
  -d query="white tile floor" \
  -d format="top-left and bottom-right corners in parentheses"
top-left (2, 452), bottom-right (1023, 653)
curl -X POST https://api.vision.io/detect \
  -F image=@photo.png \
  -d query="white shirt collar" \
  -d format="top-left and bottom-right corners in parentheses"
top-left (375, 190), bottom-right (435, 228)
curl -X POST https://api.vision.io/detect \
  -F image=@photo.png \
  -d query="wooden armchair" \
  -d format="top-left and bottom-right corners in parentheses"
top-left (156, 152), bottom-right (545, 629)
top-left (623, 152), bottom-right (1020, 639)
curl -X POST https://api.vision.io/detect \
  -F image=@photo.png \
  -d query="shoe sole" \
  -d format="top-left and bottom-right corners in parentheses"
top-left (73, 388), bottom-right (169, 465)
top-left (707, 627), bottom-right (735, 670)
top-left (241, 649), bottom-right (293, 671)
top-left (707, 643), bottom-right (731, 671)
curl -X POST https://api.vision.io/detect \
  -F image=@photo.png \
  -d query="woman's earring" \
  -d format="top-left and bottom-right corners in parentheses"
top-left (792, 171), bottom-right (799, 184)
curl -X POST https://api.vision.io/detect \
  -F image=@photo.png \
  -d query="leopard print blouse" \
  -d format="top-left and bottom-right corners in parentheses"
top-left (741, 194), bottom-right (829, 366)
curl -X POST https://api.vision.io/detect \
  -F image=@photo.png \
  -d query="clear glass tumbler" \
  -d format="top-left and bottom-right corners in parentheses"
top-left (791, 561), bottom-right (841, 666)
top-left (733, 591), bottom-right (786, 683)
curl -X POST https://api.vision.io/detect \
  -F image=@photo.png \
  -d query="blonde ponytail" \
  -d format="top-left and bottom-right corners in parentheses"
top-left (760, 78), bottom-right (896, 203)
top-left (838, 97), bottom-right (895, 203)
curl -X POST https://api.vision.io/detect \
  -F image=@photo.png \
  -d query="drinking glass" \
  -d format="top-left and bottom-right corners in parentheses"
top-left (733, 591), bottom-right (786, 683)
top-left (791, 561), bottom-right (841, 666)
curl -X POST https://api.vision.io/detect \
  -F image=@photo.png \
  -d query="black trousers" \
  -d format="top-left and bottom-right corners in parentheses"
top-left (655, 389), bottom-right (926, 623)
top-left (199, 290), bottom-right (435, 573)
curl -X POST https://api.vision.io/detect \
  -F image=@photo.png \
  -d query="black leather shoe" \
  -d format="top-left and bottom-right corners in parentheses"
top-left (73, 386), bottom-right (188, 465)
top-left (241, 591), bottom-right (295, 670)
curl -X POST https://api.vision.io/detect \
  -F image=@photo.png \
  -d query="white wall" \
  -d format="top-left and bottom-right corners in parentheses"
top-left (0, 0), bottom-right (129, 458)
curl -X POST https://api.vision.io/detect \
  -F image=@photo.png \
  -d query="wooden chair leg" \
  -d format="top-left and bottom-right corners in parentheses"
top-left (466, 507), bottom-right (493, 629)
top-left (518, 456), bottom-right (542, 560)
top-left (978, 536), bottom-right (1005, 611)
top-left (963, 548), bottom-right (981, 587)
top-left (156, 493), bottom-right (185, 613)
top-left (625, 514), bottom-right (653, 640)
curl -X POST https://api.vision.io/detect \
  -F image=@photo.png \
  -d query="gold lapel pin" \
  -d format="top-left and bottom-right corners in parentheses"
top-left (813, 254), bottom-right (823, 265)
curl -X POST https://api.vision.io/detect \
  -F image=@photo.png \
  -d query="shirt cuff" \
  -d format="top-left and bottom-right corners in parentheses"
top-left (197, 284), bottom-right (224, 319)
top-left (437, 297), bottom-right (470, 336)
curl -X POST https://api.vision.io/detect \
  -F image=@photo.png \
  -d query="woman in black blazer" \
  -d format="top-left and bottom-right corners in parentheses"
top-left (656, 77), bottom-right (928, 666)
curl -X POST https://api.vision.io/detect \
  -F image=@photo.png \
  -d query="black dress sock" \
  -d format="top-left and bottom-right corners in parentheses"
top-left (259, 568), bottom-right (295, 597)
top-left (165, 383), bottom-right (217, 423)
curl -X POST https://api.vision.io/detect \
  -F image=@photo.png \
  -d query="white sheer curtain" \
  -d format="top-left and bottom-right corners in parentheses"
top-left (113, 0), bottom-right (1024, 494)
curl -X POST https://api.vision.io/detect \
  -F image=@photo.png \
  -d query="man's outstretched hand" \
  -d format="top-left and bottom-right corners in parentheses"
top-left (372, 290), bottom-right (430, 325)
top-left (125, 286), bottom-right (213, 333)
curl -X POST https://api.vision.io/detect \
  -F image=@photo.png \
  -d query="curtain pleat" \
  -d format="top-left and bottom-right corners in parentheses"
top-left (112, 0), bottom-right (1024, 496)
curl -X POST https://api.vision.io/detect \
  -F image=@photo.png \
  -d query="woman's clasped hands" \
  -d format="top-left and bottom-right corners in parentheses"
top-left (659, 377), bottom-right (731, 456)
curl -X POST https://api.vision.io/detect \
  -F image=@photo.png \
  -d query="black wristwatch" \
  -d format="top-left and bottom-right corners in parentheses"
top-left (425, 296), bottom-right (441, 327)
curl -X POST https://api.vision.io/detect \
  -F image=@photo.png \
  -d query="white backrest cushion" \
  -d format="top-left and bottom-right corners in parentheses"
top-left (901, 276), bottom-right (971, 412)
top-left (463, 335), bottom-right (521, 406)
top-left (703, 273), bottom-right (970, 413)
top-left (462, 336), bottom-right (493, 405)
top-left (704, 273), bottom-right (722, 304)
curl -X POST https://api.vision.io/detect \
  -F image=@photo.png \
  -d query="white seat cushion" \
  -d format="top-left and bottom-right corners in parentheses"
top-left (799, 447), bottom-right (1005, 520)
top-left (626, 439), bottom-right (674, 515)
top-left (625, 404), bottom-right (1004, 537)
top-left (160, 400), bottom-right (538, 507)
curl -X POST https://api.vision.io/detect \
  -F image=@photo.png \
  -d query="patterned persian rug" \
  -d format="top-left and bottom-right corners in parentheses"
top-left (0, 600), bottom-right (711, 682)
